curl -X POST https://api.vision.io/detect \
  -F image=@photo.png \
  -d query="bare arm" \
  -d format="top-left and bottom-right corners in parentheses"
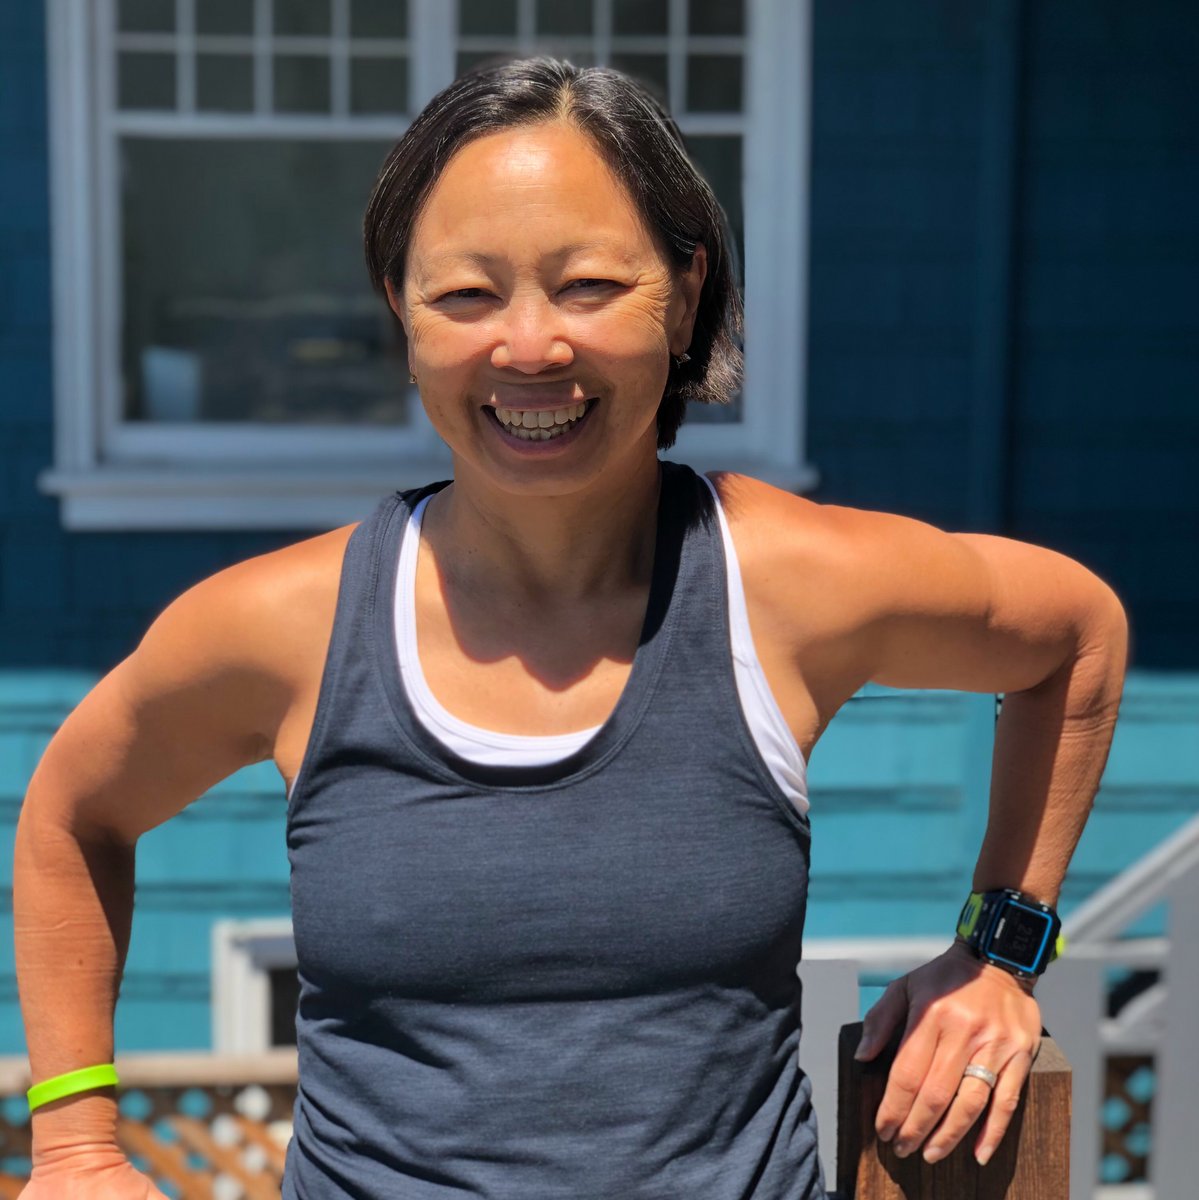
top-left (14, 559), bottom-right (289, 1167)
top-left (853, 514), bottom-right (1131, 905)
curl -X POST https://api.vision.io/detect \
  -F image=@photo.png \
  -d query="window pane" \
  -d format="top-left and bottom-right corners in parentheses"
top-left (613, 0), bottom-right (667, 36)
top-left (536, 0), bottom-right (591, 37)
top-left (274, 55), bottom-right (331, 112)
top-left (120, 138), bottom-right (411, 426)
top-left (609, 53), bottom-right (668, 106)
top-left (274, 0), bottom-right (331, 36)
top-left (686, 54), bottom-right (742, 112)
top-left (457, 48), bottom-right (520, 76)
top-left (351, 0), bottom-right (408, 38)
top-left (460, 0), bottom-right (517, 36)
top-left (197, 54), bottom-right (254, 112)
top-left (351, 57), bottom-right (409, 114)
top-left (118, 0), bottom-right (175, 32)
top-left (269, 967), bottom-right (299, 1046)
top-left (685, 131), bottom-right (744, 424)
top-left (118, 52), bottom-right (176, 110)
top-left (689, 0), bottom-right (743, 36)
top-left (688, 134), bottom-right (743, 277)
top-left (196, 0), bottom-right (254, 35)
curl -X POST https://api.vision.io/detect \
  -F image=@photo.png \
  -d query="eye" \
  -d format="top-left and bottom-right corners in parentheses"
top-left (437, 288), bottom-right (490, 302)
top-left (566, 279), bottom-right (618, 292)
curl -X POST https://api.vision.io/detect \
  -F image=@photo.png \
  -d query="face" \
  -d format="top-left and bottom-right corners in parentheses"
top-left (386, 120), bottom-right (707, 497)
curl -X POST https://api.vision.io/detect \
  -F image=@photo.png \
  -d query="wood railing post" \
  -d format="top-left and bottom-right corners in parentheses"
top-left (835, 1022), bottom-right (1071, 1199)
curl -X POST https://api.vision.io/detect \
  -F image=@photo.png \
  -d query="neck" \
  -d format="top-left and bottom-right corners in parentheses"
top-left (421, 453), bottom-right (664, 608)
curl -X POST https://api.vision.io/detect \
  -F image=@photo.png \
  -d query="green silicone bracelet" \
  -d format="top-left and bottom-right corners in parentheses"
top-left (27, 1064), bottom-right (120, 1113)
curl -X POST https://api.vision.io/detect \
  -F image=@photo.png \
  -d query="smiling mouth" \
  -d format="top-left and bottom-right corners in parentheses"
top-left (486, 398), bottom-right (596, 441)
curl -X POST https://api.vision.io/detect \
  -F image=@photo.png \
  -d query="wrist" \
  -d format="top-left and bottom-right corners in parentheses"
top-left (951, 935), bottom-right (1038, 995)
top-left (30, 1093), bottom-right (121, 1167)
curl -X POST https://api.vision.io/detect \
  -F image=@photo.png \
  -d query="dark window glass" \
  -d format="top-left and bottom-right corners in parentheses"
top-left (269, 967), bottom-right (300, 1046)
top-left (456, 48), bottom-right (521, 77)
top-left (352, 0), bottom-right (408, 38)
top-left (196, 54), bottom-right (254, 112)
top-left (274, 55), bottom-right (331, 113)
top-left (610, 54), bottom-right (669, 105)
top-left (351, 57), bottom-right (409, 114)
top-left (196, 0), bottom-right (254, 35)
top-left (460, 0), bottom-right (517, 36)
top-left (613, 0), bottom-right (667, 35)
top-left (120, 138), bottom-right (410, 427)
top-left (274, 0), bottom-right (331, 36)
top-left (536, 0), bottom-right (592, 37)
top-left (686, 54), bottom-right (742, 113)
top-left (689, 0), bottom-right (743, 36)
top-left (682, 133), bottom-right (743, 423)
top-left (118, 53), bottom-right (176, 110)
top-left (118, 0), bottom-right (175, 32)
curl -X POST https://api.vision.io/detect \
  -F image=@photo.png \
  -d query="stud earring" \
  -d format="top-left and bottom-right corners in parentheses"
top-left (673, 352), bottom-right (691, 366)
top-left (409, 371), bottom-right (417, 384)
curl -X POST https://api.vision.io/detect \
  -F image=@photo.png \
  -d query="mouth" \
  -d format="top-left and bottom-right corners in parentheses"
top-left (484, 397), bottom-right (597, 443)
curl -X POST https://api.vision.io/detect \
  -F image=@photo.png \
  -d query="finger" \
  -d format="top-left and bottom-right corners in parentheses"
top-left (972, 1048), bottom-right (1033, 1166)
top-left (920, 1062), bottom-right (1006, 1164)
top-left (873, 1013), bottom-right (943, 1145)
top-left (856, 977), bottom-right (907, 1062)
top-left (887, 1029), bottom-right (976, 1156)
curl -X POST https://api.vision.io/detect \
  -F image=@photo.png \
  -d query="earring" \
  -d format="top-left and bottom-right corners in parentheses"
top-left (674, 351), bottom-right (691, 366)
top-left (409, 371), bottom-right (417, 384)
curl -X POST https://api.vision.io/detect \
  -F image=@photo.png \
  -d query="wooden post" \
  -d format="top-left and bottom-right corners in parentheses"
top-left (836, 1023), bottom-right (1071, 1199)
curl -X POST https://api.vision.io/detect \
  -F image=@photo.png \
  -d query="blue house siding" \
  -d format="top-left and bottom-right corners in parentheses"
top-left (807, 0), bottom-right (1199, 670)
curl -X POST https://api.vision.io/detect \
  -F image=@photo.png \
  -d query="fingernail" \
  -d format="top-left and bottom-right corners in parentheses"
top-left (924, 1144), bottom-right (944, 1164)
top-left (877, 1124), bottom-right (896, 1144)
top-left (976, 1146), bottom-right (992, 1167)
top-left (893, 1141), bottom-right (910, 1158)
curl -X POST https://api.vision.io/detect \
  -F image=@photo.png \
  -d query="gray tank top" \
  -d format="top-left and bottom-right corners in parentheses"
top-left (282, 460), bottom-right (826, 1199)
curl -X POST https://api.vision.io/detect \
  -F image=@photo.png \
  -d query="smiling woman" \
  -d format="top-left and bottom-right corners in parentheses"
top-left (15, 52), bottom-right (1128, 1200)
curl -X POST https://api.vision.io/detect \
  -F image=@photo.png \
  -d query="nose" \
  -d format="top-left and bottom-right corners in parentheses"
top-left (490, 289), bottom-right (574, 374)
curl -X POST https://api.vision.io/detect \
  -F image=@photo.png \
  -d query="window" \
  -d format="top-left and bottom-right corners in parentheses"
top-left (212, 917), bottom-right (298, 1052)
top-left (42, 0), bottom-right (816, 529)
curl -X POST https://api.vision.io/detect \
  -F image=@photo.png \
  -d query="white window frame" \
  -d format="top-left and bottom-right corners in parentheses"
top-left (212, 916), bottom-right (297, 1052)
top-left (41, 0), bottom-right (817, 530)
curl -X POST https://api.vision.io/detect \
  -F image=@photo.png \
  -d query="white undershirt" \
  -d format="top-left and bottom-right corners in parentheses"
top-left (393, 478), bottom-right (810, 816)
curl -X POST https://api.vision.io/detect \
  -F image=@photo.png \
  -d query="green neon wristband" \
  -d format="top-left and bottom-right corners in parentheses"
top-left (27, 1064), bottom-right (120, 1113)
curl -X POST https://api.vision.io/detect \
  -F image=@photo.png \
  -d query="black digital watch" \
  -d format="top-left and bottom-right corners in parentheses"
top-left (955, 888), bottom-right (1064, 980)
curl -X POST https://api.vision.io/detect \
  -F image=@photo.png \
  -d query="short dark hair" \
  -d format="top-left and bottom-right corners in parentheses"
top-left (363, 55), bottom-right (743, 450)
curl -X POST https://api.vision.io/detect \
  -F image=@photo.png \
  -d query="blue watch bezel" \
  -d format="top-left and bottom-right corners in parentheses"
top-left (960, 888), bottom-right (1062, 979)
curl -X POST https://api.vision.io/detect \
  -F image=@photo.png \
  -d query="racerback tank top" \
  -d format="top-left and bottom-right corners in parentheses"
top-left (283, 459), bottom-right (826, 1199)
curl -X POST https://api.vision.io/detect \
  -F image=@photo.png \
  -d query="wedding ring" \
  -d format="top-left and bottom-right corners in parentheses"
top-left (962, 1063), bottom-right (998, 1088)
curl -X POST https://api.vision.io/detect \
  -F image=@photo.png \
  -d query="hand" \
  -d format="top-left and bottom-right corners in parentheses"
top-left (854, 940), bottom-right (1041, 1167)
top-left (20, 1146), bottom-right (171, 1199)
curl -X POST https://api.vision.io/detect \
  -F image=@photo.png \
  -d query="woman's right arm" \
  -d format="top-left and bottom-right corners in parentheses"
top-left (14, 559), bottom-right (291, 1192)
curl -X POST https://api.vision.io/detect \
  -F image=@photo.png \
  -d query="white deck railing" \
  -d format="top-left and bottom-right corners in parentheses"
top-left (800, 810), bottom-right (1199, 1199)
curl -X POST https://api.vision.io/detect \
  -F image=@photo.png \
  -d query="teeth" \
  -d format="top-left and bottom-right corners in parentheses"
top-left (493, 399), bottom-right (591, 440)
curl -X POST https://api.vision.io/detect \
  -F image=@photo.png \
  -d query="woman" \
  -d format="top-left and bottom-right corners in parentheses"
top-left (15, 57), bottom-right (1128, 1199)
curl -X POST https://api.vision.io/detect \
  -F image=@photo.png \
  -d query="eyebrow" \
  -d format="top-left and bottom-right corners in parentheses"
top-left (421, 240), bottom-right (637, 273)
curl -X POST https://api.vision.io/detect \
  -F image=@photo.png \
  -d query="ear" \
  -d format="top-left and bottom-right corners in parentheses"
top-left (672, 242), bottom-right (707, 354)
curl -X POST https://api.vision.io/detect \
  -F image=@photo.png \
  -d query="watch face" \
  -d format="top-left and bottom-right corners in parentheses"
top-left (986, 901), bottom-right (1053, 971)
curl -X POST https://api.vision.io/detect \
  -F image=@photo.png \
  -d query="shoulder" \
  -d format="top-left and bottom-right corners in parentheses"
top-left (703, 469), bottom-right (875, 633)
top-left (127, 519), bottom-right (361, 752)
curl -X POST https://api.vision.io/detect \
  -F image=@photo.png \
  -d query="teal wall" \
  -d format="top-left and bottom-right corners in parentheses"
top-left (2, 669), bottom-right (1193, 1054)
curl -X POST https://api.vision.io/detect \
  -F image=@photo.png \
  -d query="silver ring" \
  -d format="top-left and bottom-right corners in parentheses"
top-left (962, 1063), bottom-right (998, 1088)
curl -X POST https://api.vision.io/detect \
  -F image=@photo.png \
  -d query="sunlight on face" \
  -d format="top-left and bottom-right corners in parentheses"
top-left (387, 120), bottom-right (705, 496)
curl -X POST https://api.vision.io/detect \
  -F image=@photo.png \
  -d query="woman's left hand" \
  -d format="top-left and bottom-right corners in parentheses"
top-left (853, 940), bottom-right (1042, 1166)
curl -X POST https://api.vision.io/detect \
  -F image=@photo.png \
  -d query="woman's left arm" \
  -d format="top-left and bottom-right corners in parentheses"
top-left (843, 517), bottom-right (1131, 1165)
